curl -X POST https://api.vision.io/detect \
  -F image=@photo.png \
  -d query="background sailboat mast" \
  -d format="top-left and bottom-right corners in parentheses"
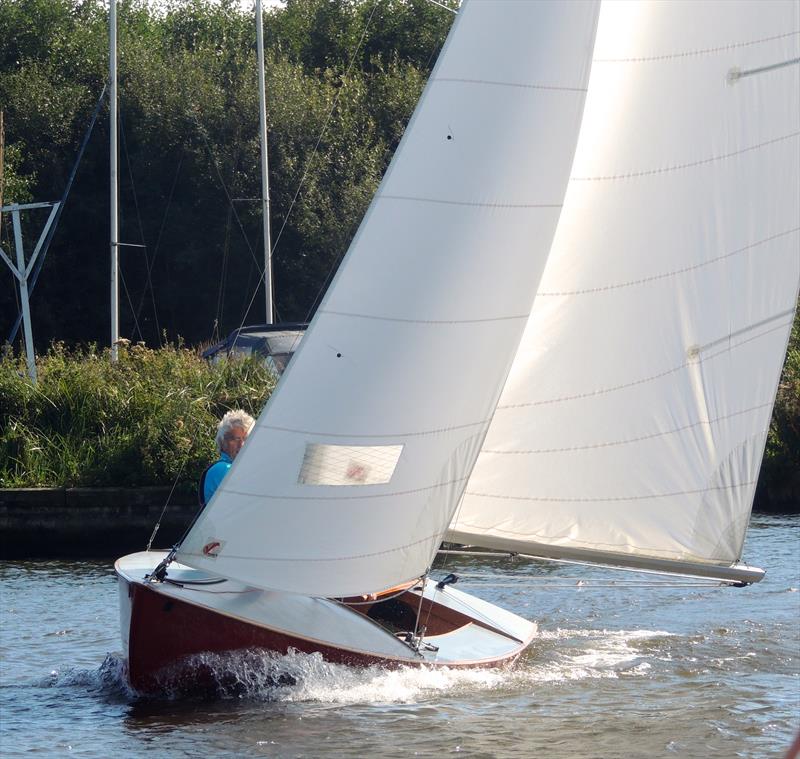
top-left (255, 0), bottom-right (273, 324)
top-left (109, 0), bottom-right (119, 360)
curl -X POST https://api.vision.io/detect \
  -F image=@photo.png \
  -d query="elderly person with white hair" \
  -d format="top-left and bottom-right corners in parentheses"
top-left (200, 409), bottom-right (255, 505)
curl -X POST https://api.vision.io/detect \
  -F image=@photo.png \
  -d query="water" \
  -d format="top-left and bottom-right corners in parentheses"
top-left (1, 513), bottom-right (797, 758)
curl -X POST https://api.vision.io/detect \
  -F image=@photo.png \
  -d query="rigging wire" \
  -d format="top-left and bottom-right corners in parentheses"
top-left (143, 0), bottom-right (454, 550)
top-left (206, 0), bottom-right (453, 336)
top-left (119, 112), bottom-right (155, 344)
top-left (116, 114), bottom-right (148, 342)
top-left (235, 0), bottom-right (385, 331)
top-left (132, 150), bottom-right (186, 343)
top-left (424, 0), bottom-right (459, 14)
top-left (226, 0), bottom-right (455, 361)
top-left (297, 1), bottom-right (455, 325)
top-left (216, 204), bottom-right (234, 329)
top-left (146, 458), bottom-right (188, 551)
top-left (197, 123), bottom-right (262, 274)
top-left (119, 267), bottom-right (144, 342)
top-left (7, 84), bottom-right (108, 345)
top-left (412, 572), bottom-right (428, 642)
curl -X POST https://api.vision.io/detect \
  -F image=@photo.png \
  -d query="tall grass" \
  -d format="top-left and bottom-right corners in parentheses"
top-left (0, 342), bottom-right (275, 490)
top-left (1, 320), bottom-right (798, 503)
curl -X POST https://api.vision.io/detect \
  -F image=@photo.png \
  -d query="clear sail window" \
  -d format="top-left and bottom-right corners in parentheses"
top-left (298, 444), bottom-right (404, 486)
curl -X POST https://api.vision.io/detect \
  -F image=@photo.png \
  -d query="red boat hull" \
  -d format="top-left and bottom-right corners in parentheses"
top-left (116, 547), bottom-right (537, 695)
top-left (123, 578), bottom-right (409, 693)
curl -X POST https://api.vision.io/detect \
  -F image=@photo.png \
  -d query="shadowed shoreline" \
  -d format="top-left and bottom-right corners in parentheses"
top-left (1, 484), bottom-right (797, 560)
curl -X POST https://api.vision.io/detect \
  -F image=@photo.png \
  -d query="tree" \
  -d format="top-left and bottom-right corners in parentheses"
top-left (0, 0), bottom-right (452, 347)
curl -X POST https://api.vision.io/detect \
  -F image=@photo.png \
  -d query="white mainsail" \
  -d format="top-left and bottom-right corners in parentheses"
top-left (448, 0), bottom-right (800, 583)
top-left (178, 0), bottom-right (601, 596)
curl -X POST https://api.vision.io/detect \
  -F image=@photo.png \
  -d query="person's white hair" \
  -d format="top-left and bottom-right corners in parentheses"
top-left (214, 409), bottom-right (255, 453)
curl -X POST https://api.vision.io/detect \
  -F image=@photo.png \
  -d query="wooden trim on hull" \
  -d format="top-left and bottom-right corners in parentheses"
top-left (122, 577), bottom-right (528, 694)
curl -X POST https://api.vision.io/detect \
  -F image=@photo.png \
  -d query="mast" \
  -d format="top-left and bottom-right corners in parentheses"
top-left (109, 0), bottom-right (119, 360)
top-left (256, 0), bottom-right (273, 324)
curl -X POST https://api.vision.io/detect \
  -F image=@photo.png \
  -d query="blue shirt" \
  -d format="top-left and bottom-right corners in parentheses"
top-left (203, 452), bottom-right (233, 504)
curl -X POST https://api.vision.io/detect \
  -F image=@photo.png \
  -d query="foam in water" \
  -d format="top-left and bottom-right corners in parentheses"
top-left (32, 627), bottom-right (669, 703)
top-left (163, 627), bottom-right (668, 701)
top-left (37, 654), bottom-right (136, 701)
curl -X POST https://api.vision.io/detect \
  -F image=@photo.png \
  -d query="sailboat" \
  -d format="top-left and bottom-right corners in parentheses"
top-left (116, 0), bottom-right (800, 693)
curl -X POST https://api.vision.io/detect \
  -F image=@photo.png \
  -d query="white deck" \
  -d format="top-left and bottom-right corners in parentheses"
top-left (116, 551), bottom-right (536, 666)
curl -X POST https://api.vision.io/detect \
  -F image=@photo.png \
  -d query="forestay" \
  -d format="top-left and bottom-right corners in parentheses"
top-left (178, 0), bottom-right (601, 596)
top-left (449, 0), bottom-right (800, 583)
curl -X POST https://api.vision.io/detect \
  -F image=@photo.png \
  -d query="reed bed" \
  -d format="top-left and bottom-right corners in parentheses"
top-left (0, 342), bottom-right (275, 490)
top-left (0, 318), bottom-right (797, 504)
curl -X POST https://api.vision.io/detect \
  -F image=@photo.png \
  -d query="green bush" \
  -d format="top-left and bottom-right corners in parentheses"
top-left (0, 341), bottom-right (275, 489)
top-left (1, 308), bottom-right (798, 501)
top-left (761, 307), bottom-right (800, 491)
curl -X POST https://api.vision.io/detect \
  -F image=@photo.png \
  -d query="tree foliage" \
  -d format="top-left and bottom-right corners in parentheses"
top-left (760, 307), bottom-right (800, 507)
top-left (0, 0), bottom-right (797, 503)
top-left (0, 341), bottom-right (275, 488)
top-left (0, 0), bottom-right (453, 346)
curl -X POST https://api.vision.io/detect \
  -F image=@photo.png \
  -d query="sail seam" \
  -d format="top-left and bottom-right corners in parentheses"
top-left (180, 531), bottom-right (444, 564)
top-left (482, 403), bottom-right (773, 454)
top-left (594, 30), bottom-right (800, 63)
top-left (259, 420), bottom-right (489, 439)
top-left (571, 132), bottom-right (798, 181)
top-left (496, 318), bottom-right (793, 410)
top-left (464, 480), bottom-right (755, 504)
top-left (223, 476), bottom-right (469, 501)
top-left (433, 76), bottom-right (589, 93)
top-left (537, 228), bottom-right (800, 296)
top-left (318, 309), bottom-right (529, 325)
top-left (377, 194), bottom-right (563, 209)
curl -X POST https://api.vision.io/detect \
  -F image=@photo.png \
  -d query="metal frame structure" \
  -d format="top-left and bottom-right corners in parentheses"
top-left (0, 201), bottom-right (61, 382)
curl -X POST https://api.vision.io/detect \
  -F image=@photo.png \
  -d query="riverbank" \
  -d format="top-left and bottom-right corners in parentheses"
top-left (0, 488), bottom-right (197, 559)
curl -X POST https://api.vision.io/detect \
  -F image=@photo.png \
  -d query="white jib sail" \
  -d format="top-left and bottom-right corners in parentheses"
top-left (449, 0), bottom-right (800, 582)
top-left (177, 0), bottom-right (601, 596)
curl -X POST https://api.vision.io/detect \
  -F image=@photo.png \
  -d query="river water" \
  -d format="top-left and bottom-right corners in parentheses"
top-left (1, 513), bottom-right (797, 758)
